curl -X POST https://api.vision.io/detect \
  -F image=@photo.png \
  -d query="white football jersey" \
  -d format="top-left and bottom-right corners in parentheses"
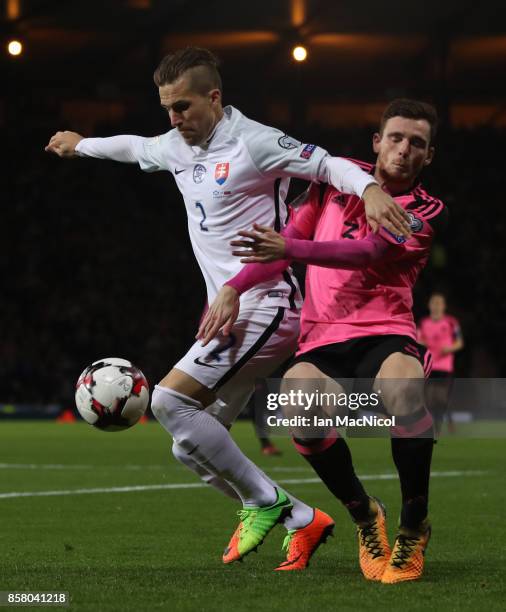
top-left (77, 106), bottom-right (330, 307)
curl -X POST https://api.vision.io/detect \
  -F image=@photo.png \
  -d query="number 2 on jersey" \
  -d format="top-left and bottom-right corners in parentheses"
top-left (195, 202), bottom-right (209, 232)
top-left (342, 221), bottom-right (358, 239)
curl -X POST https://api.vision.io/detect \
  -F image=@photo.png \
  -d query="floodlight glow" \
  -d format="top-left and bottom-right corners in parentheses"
top-left (8, 40), bottom-right (22, 56)
top-left (292, 45), bottom-right (307, 62)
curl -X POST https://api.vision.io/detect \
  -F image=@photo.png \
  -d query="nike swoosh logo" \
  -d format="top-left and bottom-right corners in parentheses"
top-left (193, 357), bottom-right (217, 368)
top-left (175, 168), bottom-right (186, 175)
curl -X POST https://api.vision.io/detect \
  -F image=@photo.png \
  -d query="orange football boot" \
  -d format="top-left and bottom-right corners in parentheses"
top-left (381, 519), bottom-right (431, 584)
top-left (356, 497), bottom-right (392, 581)
top-left (275, 508), bottom-right (335, 571)
top-left (261, 444), bottom-right (282, 456)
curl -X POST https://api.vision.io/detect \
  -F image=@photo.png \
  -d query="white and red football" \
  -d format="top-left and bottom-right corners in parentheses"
top-left (75, 357), bottom-right (149, 431)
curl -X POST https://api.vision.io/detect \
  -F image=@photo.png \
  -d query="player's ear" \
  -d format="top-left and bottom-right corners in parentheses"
top-left (209, 88), bottom-right (221, 106)
top-left (372, 132), bottom-right (381, 154)
top-left (424, 146), bottom-right (435, 166)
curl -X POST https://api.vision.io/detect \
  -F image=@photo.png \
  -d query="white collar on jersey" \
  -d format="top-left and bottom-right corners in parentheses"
top-left (192, 105), bottom-right (235, 153)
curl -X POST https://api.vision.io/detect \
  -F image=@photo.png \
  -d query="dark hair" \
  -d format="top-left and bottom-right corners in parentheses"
top-left (153, 47), bottom-right (222, 95)
top-left (380, 98), bottom-right (438, 145)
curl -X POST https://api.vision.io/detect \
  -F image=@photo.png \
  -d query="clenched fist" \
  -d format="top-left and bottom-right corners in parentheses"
top-left (45, 131), bottom-right (83, 158)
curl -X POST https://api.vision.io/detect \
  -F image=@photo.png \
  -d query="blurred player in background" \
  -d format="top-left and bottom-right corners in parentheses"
top-left (45, 47), bottom-right (410, 569)
top-left (201, 99), bottom-right (445, 581)
top-left (418, 293), bottom-right (464, 435)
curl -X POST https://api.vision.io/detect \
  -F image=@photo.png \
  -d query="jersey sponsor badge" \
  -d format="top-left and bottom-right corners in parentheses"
top-left (215, 162), bottom-right (230, 185)
top-left (278, 134), bottom-right (301, 150)
top-left (300, 144), bottom-right (317, 159)
top-left (193, 163), bottom-right (206, 183)
top-left (213, 190), bottom-right (232, 199)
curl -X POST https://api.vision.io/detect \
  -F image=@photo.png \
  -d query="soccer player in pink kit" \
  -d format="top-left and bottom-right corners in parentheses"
top-left (200, 99), bottom-right (445, 582)
top-left (418, 293), bottom-right (464, 434)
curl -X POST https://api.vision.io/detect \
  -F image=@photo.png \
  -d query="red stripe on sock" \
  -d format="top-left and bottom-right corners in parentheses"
top-left (292, 430), bottom-right (339, 456)
top-left (391, 410), bottom-right (434, 437)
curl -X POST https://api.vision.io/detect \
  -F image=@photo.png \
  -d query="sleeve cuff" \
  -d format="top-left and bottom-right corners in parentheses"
top-left (74, 139), bottom-right (86, 157)
top-left (325, 157), bottom-right (378, 198)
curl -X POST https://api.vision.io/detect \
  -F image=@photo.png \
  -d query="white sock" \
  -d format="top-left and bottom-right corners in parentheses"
top-left (151, 385), bottom-right (276, 507)
top-left (170, 411), bottom-right (313, 528)
top-left (172, 441), bottom-right (240, 501)
top-left (253, 466), bottom-right (314, 530)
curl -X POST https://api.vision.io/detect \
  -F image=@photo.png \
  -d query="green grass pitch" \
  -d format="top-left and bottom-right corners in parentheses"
top-left (1, 421), bottom-right (505, 611)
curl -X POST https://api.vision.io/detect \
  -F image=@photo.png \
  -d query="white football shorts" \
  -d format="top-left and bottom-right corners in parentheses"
top-left (174, 304), bottom-right (300, 427)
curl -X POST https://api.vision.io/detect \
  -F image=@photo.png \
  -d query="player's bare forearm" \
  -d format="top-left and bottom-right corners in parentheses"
top-left (230, 224), bottom-right (286, 263)
top-left (196, 285), bottom-right (240, 346)
top-left (362, 183), bottom-right (411, 238)
top-left (45, 131), bottom-right (83, 158)
top-left (442, 338), bottom-right (464, 354)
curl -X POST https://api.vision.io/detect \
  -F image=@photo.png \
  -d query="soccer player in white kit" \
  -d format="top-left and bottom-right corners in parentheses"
top-left (46, 47), bottom-right (411, 569)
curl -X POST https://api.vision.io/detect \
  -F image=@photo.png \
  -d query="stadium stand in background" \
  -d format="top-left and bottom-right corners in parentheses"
top-left (2, 0), bottom-right (505, 408)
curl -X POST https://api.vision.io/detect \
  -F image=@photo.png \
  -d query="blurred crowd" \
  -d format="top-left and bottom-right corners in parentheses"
top-left (2, 113), bottom-right (504, 405)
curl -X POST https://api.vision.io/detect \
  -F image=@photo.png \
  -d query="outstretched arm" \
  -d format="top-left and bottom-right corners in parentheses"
top-left (245, 129), bottom-right (411, 239)
top-left (232, 224), bottom-right (392, 270)
top-left (45, 131), bottom-right (146, 163)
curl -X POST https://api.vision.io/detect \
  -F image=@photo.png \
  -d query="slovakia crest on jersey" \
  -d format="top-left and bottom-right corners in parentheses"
top-left (215, 162), bottom-right (230, 185)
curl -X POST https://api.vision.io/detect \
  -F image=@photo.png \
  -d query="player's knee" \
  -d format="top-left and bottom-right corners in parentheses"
top-left (150, 385), bottom-right (201, 435)
top-left (150, 386), bottom-right (168, 421)
top-left (150, 386), bottom-right (180, 424)
top-left (171, 440), bottom-right (186, 464)
top-left (281, 363), bottom-right (327, 419)
top-left (381, 378), bottom-right (425, 417)
top-left (379, 352), bottom-right (424, 379)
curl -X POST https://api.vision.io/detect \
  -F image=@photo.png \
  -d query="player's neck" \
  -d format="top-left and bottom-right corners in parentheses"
top-left (373, 167), bottom-right (416, 196)
top-left (206, 108), bottom-right (225, 142)
top-left (431, 313), bottom-right (444, 321)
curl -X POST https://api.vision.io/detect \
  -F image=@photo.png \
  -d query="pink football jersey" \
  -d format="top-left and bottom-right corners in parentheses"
top-left (292, 160), bottom-right (447, 356)
top-left (418, 315), bottom-right (461, 372)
